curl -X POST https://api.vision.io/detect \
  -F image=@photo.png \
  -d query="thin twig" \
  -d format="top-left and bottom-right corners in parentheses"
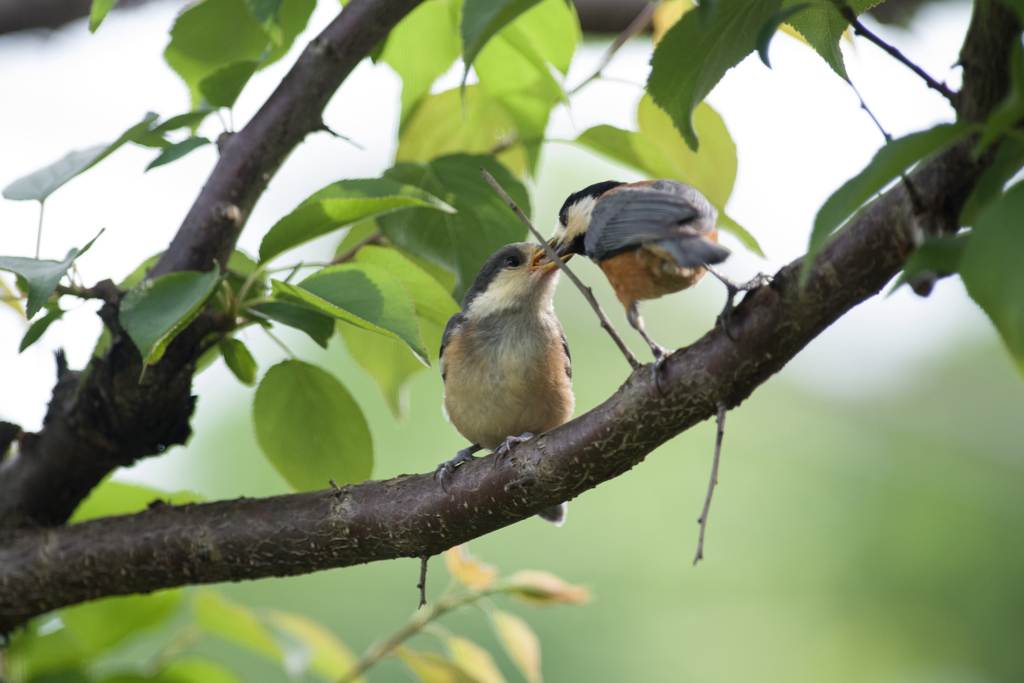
top-left (839, 6), bottom-right (958, 106)
top-left (53, 280), bottom-right (120, 305)
top-left (694, 403), bottom-right (727, 566)
top-left (35, 201), bottom-right (45, 260)
top-left (480, 168), bottom-right (641, 370)
top-left (417, 556), bottom-right (429, 608)
top-left (569, 1), bottom-right (657, 96)
top-left (330, 231), bottom-right (385, 265)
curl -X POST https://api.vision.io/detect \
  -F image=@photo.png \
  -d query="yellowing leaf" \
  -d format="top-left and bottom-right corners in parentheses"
top-left (489, 609), bottom-right (541, 683)
top-left (267, 610), bottom-right (364, 682)
top-left (503, 570), bottom-right (591, 606)
top-left (446, 636), bottom-right (508, 683)
top-left (652, 0), bottom-right (693, 45)
top-left (445, 545), bottom-right (498, 591)
top-left (396, 647), bottom-right (478, 683)
top-left (193, 592), bottom-right (282, 661)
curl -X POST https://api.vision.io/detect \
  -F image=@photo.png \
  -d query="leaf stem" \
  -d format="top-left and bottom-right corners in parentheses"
top-left (35, 201), bottom-right (45, 259)
top-left (480, 168), bottom-right (641, 370)
top-left (839, 6), bottom-right (958, 106)
top-left (263, 326), bottom-right (297, 360)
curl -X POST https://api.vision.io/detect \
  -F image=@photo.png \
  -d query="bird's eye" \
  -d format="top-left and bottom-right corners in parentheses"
top-left (504, 255), bottom-right (521, 268)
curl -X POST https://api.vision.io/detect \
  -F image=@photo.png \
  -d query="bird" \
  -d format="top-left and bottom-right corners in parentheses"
top-left (435, 242), bottom-right (574, 525)
top-left (548, 179), bottom-right (767, 365)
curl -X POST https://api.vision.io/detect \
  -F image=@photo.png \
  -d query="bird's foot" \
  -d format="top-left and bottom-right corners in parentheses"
top-left (648, 343), bottom-right (672, 396)
top-left (493, 432), bottom-right (535, 469)
top-left (434, 445), bottom-right (481, 492)
top-left (705, 266), bottom-right (773, 341)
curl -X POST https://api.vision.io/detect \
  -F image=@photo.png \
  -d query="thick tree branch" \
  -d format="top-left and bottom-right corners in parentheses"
top-left (0, 0), bottom-right (425, 529)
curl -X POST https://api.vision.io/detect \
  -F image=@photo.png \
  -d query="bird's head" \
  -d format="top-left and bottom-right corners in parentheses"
top-left (462, 243), bottom-right (561, 319)
top-left (549, 180), bottom-right (625, 258)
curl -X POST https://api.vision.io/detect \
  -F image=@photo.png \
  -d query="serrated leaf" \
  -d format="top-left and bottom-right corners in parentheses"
top-left (273, 262), bottom-right (429, 363)
top-left (119, 268), bottom-right (221, 366)
top-left (976, 37), bottom-right (1024, 153)
top-left (152, 108), bottom-right (217, 135)
top-left (445, 545), bottom-right (498, 591)
top-left (461, 0), bottom-right (543, 74)
top-left (0, 230), bottom-right (102, 318)
top-left (397, 85), bottom-right (527, 177)
top-left (489, 610), bottom-right (541, 683)
top-left (194, 592), bottom-right (282, 661)
top-left (783, 0), bottom-right (879, 80)
top-left (575, 97), bottom-right (763, 256)
top-left (379, 155), bottom-right (530, 299)
top-left (70, 481), bottom-right (203, 523)
top-left (267, 610), bottom-right (364, 682)
top-left (502, 570), bottom-right (591, 606)
top-left (446, 636), bottom-right (508, 683)
top-left (89, 0), bottom-right (118, 32)
top-left (3, 113), bottom-right (158, 202)
top-left (146, 137), bottom-right (212, 171)
top-left (260, 193), bottom-right (452, 264)
top-left (397, 647), bottom-right (478, 683)
top-left (19, 303), bottom-right (63, 352)
top-left (255, 302), bottom-right (335, 348)
top-left (959, 182), bottom-right (1024, 378)
top-left (647, 0), bottom-right (783, 151)
top-left (253, 360), bottom-right (373, 490)
top-left (381, 0), bottom-right (462, 128)
top-left (352, 246), bottom-right (459, 327)
top-left (757, 3), bottom-right (811, 68)
top-left (199, 60), bottom-right (259, 109)
top-left (652, 0), bottom-right (694, 45)
top-left (805, 122), bottom-right (971, 279)
top-left (220, 338), bottom-right (258, 385)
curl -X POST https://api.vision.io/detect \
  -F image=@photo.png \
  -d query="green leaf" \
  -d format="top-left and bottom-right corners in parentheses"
top-left (220, 338), bottom-right (258, 385)
top-left (156, 657), bottom-right (245, 683)
top-left (164, 0), bottom-right (270, 106)
top-left (260, 187), bottom-right (453, 263)
top-left (806, 122), bottom-right (971, 279)
top-left (757, 3), bottom-right (811, 68)
top-left (785, 0), bottom-right (883, 80)
top-left (647, 0), bottom-right (783, 151)
top-left (961, 137), bottom-right (1024, 226)
top-left (146, 137), bottom-right (212, 172)
top-left (265, 0), bottom-right (316, 63)
top-left (71, 480), bottom-right (204, 523)
top-left (253, 360), bottom-right (373, 490)
top-left (352, 245), bottom-right (460, 327)
top-left (397, 85), bottom-right (527, 177)
top-left (267, 610), bottom-right (364, 682)
top-left (335, 220), bottom-right (378, 257)
top-left (120, 253), bottom-right (163, 289)
top-left (461, 0), bottom-right (543, 74)
top-left (976, 37), bottom-right (1024, 153)
top-left (3, 113), bottom-right (158, 202)
top-left (341, 318), bottom-right (443, 418)
top-left (244, 0), bottom-right (284, 24)
top-left (575, 97), bottom-right (763, 256)
top-left (152, 108), bottom-right (217, 135)
top-left (194, 592), bottom-right (281, 660)
top-left (0, 230), bottom-right (102, 318)
top-left (276, 262), bottom-right (429, 363)
top-left (253, 302), bottom-right (335, 348)
top-left (379, 154), bottom-right (530, 299)
top-left (397, 647), bottom-right (478, 683)
top-left (959, 182), bottom-right (1024, 378)
top-left (199, 60), bottom-right (259, 108)
top-left (19, 303), bottom-right (64, 352)
top-left (381, 0), bottom-right (462, 128)
top-left (119, 268), bottom-right (221, 366)
top-left (89, 0), bottom-right (118, 32)
top-left (889, 232), bottom-right (970, 294)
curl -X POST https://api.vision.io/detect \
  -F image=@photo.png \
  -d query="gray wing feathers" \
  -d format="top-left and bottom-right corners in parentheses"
top-left (439, 312), bottom-right (467, 381)
top-left (584, 182), bottom-right (722, 264)
top-left (655, 236), bottom-right (730, 268)
top-left (557, 319), bottom-right (572, 379)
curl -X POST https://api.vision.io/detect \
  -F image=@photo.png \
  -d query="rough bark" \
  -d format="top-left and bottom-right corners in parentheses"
top-left (0, 0), bottom-right (1018, 636)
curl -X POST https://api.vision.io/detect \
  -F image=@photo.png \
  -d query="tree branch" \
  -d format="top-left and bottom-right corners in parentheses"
top-left (0, 0), bottom-right (426, 530)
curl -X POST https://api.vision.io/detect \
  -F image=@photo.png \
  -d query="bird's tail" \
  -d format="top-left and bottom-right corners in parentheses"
top-left (658, 236), bottom-right (730, 269)
top-left (537, 502), bottom-right (568, 527)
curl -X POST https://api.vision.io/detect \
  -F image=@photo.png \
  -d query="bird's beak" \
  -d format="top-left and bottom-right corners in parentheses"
top-left (532, 241), bottom-right (572, 270)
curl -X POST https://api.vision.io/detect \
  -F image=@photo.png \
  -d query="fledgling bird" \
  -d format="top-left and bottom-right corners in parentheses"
top-left (549, 179), bottom-right (766, 363)
top-left (435, 242), bottom-right (573, 525)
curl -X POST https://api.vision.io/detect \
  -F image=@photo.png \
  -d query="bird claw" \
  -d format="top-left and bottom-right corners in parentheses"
top-left (650, 346), bottom-right (670, 396)
top-left (434, 446), bottom-right (480, 492)
top-left (493, 432), bottom-right (535, 469)
top-left (706, 266), bottom-right (772, 341)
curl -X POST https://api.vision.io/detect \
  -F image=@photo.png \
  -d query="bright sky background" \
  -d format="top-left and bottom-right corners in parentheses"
top-left (0, 0), bottom-right (994, 442)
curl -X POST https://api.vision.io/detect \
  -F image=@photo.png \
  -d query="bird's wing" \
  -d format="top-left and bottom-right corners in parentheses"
top-left (584, 182), bottom-right (720, 262)
top-left (439, 311), bottom-right (467, 382)
top-left (557, 318), bottom-right (572, 380)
